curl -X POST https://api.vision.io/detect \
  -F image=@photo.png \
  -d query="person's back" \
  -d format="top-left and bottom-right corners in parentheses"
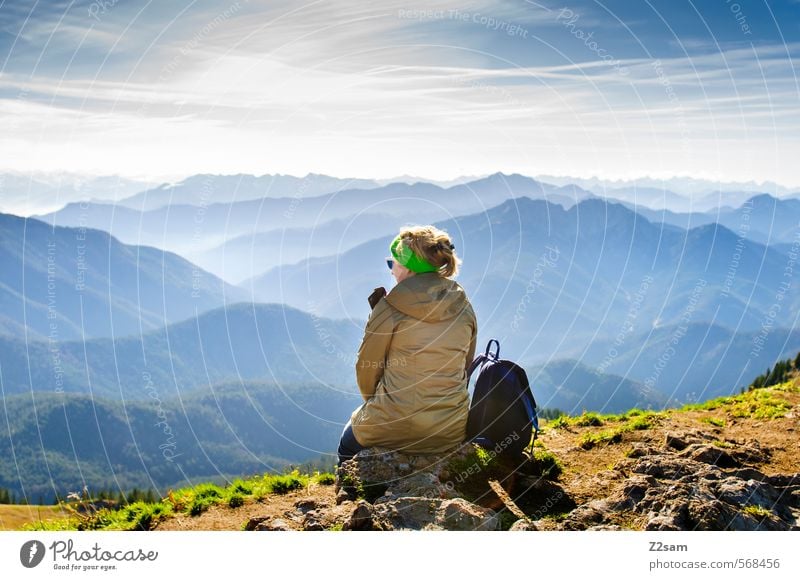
top-left (337, 225), bottom-right (477, 464)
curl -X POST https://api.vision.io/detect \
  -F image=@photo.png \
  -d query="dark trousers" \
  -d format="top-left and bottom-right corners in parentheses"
top-left (337, 419), bottom-right (366, 467)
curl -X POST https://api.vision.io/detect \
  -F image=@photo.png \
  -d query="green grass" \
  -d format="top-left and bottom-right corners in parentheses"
top-left (579, 429), bottom-right (623, 450)
top-left (576, 411), bottom-right (663, 452)
top-left (730, 389), bottom-right (791, 419)
top-left (701, 417), bottom-right (726, 427)
top-left (682, 396), bottom-right (735, 412)
top-left (547, 415), bottom-right (571, 429)
top-left (679, 382), bottom-right (794, 421)
top-left (573, 412), bottom-right (605, 427)
top-left (0, 505), bottom-right (70, 531)
top-left (314, 472), bottom-right (336, 485)
top-left (619, 412), bottom-right (660, 432)
top-left (22, 468), bottom-right (336, 531)
top-left (771, 380), bottom-right (799, 393)
top-left (267, 472), bottom-right (307, 494)
top-left (26, 501), bottom-right (174, 531)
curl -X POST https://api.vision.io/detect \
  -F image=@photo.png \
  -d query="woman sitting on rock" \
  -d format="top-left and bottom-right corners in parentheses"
top-left (337, 225), bottom-right (478, 467)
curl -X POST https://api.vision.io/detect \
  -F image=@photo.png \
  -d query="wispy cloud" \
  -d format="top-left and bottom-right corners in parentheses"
top-left (1, 0), bottom-right (798, 186)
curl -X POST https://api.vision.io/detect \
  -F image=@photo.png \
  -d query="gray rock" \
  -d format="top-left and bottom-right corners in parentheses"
top-left (294, 498), bottom-right (318, 513)
top-left (342, 500), bottom-right (375, 531)
top-left (255, 518), bottom-right (292, 531)
top-left (302, 515), bottom-right (324, 531)
top-left (436, 498), bottom-right (499, 531)
top-left (679, 444), bottom-right (739, 467)
top-left (509, 518), bottom-right (538, 531)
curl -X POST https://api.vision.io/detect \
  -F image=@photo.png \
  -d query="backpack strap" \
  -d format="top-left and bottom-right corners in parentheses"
top-left (485, 339), bottom-right (500, 360)
top-left (467, 338), bottom-right (501, 382)
top-left (466, 353), bottom-right (488, 382)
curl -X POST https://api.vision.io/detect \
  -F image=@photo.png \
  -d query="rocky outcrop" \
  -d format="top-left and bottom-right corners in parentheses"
top-left (554, 434), bottom-right (799, 531)
top-left (333, 443), bottom-right (503, 530)
top-left (240, 392), bottom-right (798, 532)
top-left (324, 428), bottom-right (799, 531)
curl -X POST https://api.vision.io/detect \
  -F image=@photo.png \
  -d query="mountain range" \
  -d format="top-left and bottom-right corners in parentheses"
top-left (36, 173), bottom-right (593, 282)
top-left (0, 212), bottom-right (246, 340)
top-left (4, 171), bottom-right (800, 503)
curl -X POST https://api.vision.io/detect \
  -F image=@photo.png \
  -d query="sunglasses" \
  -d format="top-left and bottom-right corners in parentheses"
top-left (386, 257), bottom-right (394, 270)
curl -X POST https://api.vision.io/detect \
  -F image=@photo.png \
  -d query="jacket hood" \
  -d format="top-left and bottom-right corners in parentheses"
top-left (384, 272), bottom-right (470, 322)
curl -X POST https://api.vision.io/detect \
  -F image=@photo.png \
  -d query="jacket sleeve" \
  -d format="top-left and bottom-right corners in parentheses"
top-left (464, 304), bottom-right (478, 377)
top-left (355, 298), bottom-right (395, 401)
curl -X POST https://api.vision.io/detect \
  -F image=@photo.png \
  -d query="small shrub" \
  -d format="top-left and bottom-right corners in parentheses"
top-left (267, 471), bottom-right (306, 494)
top-left (230, 479), bottom-right (253, 495)
top-left (743, 504), bottom-right (772, 518)
top-left (188, 497), bottom-right (214, 517)
top-left (702, 417), bottom-right (725, 428)
top-left (314, 472), bottom-right (336, 485)
top-left (619, 411), bottom-right (663, 432)
top-left (530, 448), bottom-right (563, 479)
top-left (574, 412), bottom-right (604, 427)
top-left (548, 415), bottom-right (571, 430)
top-left (193, 483), bottom-right (224, 501)
top-left (118, 502), bottom-right (171, 530)
top-left (228, 494), bottom-right (245, 508)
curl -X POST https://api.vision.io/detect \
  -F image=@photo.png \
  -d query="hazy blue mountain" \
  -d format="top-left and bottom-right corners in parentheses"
top-left (537, 174), bottom-right (798, 203)
top-left (616, 202), bottom-right (717, 230)
top-left (579, 322), bottom-right (800, 403)
top-left (0, 302), bottom-right (363, 399)
top-left (36, 173), bottom-right (593, 271)
top-left (0, 172), bottom-right (156, 216)
top-left (245, 196), bottom-right (798, 381)
top-left (117, 173), bottom-right (383, 211)
top-left (0, 213), bottom-right (247, 340)
top-left (713, 193), bottom-right (800, 245)
top-left (0, 381), bottom-right (359, 503)
top-left (191, 212), bottom-right (410, 283)
top-left (523, 359), bottom-right (666, 415)
top-left (620, 193), bottom-right (800, 245)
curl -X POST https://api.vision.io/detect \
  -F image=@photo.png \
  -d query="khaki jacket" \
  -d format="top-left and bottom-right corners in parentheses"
top-left (350, 272), bottom-right (478, 454)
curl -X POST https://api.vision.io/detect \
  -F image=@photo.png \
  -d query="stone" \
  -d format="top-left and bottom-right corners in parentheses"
top-left (436, 498), bottom-right (499, 531)
top-left (509, 518), bottom-right (538, 531)
top-left (335, 488), bottom-right (353, 505)
top-left (342, 500), bottom-right (375, 531)
top-left (372, 496), bottom-right (441, 530)
top-left (294, 498), bottom-right (318, 513)
top-left (678, 444), bottom-right (739, 467)
top-left (254, 517), bottom-right (292, 531)
top-left (625, 443), bottom-right (658, 458)
top-left (243, 516), bottom-right (269, 531)
top-left (302, 514), bottom-right (324, 531)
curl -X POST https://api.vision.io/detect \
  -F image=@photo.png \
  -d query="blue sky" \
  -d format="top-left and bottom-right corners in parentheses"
top-left (1, 0), bottom-right (798, 186)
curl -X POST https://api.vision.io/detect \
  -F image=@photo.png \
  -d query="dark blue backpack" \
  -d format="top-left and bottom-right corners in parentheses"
top-left (465, 339), bottom-right (539, 459)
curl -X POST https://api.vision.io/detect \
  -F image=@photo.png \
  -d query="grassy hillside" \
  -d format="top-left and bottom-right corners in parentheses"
top-left (0, 381), bottom-right (356, 504)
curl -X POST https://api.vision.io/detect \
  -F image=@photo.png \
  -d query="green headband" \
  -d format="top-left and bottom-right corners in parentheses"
top-left (390, 235), bottom-right (439, 273)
